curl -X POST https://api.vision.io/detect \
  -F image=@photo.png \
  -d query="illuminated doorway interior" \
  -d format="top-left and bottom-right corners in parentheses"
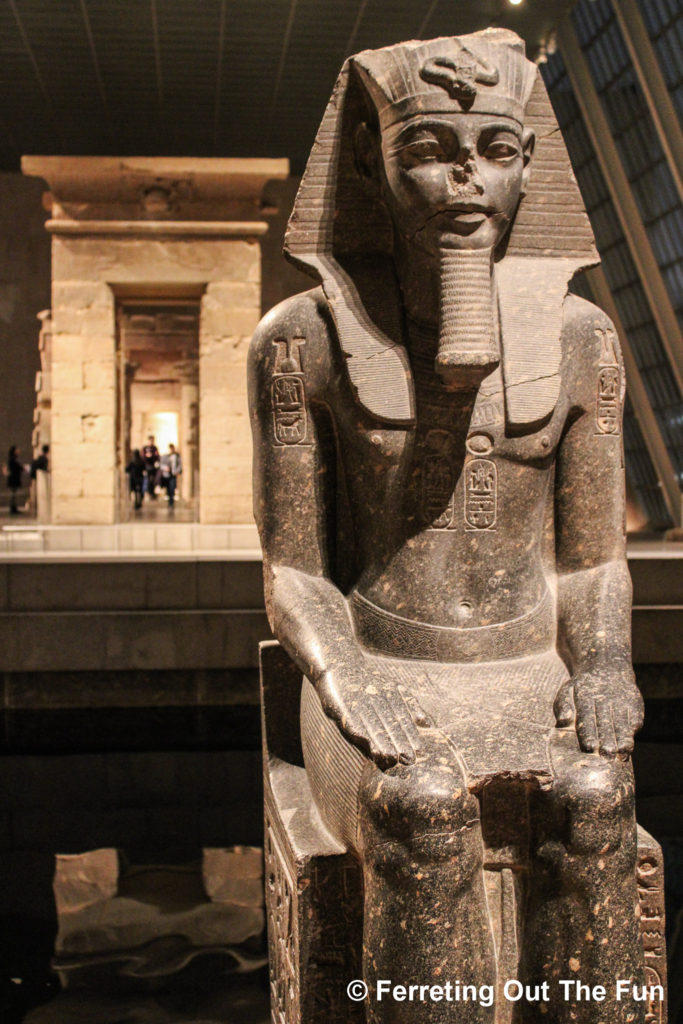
top-left (140, 412), bottom-right (179, 457)
top-left (117, 302), bottom-right (199, 521)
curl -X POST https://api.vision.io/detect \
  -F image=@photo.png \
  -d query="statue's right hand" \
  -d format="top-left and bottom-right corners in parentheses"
top-left (316, 670), bottom-right (422, 771)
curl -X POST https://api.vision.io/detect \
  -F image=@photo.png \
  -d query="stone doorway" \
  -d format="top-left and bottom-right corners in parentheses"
top-left (117, 302), bottom-right (199, 521)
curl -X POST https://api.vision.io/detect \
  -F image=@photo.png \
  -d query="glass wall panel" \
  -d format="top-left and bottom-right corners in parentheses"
top-left (636, 0), bottom-right (683, 120)
top-left (543, 44), bottom-right (682, 524)
top-left (572, 0), bottom-right (683, 325)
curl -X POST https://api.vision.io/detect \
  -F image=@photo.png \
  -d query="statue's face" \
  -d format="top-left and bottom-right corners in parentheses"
top-left (379, 112), bottom-right (533, 255)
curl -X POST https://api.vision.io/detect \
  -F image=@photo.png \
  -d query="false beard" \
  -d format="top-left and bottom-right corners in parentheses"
top-left (435, 247), bottom-right (500, 389)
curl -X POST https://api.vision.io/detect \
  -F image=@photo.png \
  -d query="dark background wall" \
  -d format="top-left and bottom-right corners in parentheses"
top-left (0, 174), bottom-right (49, 467)
top-left (261, 176), bottom-right (310, 314)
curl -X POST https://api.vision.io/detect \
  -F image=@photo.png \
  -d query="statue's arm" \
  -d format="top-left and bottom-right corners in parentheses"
top-left (248, 292), bottom-right (419, 768)
top-left (553, 299), bottom-right (643, 757)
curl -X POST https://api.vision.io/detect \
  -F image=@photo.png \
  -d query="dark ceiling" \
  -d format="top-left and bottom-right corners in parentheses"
top-left (3, 0), bottom-right (574, 175)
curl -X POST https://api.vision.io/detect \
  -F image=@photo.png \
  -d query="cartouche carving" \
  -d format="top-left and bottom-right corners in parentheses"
top-left (465, 457), bottom-right (497, 530)
top-left (271, 337), bottom-right (309, 447)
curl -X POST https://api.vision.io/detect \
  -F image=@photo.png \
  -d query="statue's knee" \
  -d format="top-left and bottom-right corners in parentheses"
top-left (358, 760), bottom-right (480, 875)
top-left (545, 757), bottom-right (636, 871)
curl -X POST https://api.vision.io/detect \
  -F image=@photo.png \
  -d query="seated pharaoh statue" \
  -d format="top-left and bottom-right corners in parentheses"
top-left (250, 28), bottom-right (662, 1024)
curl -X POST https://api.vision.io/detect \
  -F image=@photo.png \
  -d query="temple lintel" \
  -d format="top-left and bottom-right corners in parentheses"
top-left (21, 156), bottom-right (289, 224)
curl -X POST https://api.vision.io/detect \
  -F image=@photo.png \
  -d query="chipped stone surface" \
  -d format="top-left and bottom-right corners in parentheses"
top-left (203, 846), bottom-right (263, 907)
top-left (251, 28), bottom-right (664, 1024)
top-left (54, 849), bottom-right (119, 916)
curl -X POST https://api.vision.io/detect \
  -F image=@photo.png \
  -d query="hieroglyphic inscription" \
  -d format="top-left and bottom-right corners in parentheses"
top-left (272, 337), bottom-right (310, 447)
top-left (265, 810), bottom-right (298, 1023)
top-left (644, 966), bottom-right (664, 1024)
top-left (465, 457), bottom-right (497, 530)
top-left (273, 376), bottom-right (307, 445)
top-left (305, 856), bottom-right (364, 1022)
top-left (636, 839), bottom-right (667, 1024)
top-left (595, 327), bottom-right (621, 435)
top-left (597, 324), bottom-right (618, 367)
top-left (470, 397), bottom-right (504, 430)
top-left (273, 337), bottom-right (305, 375)
top-left (422, 429), bottom-right (454, 530)
top-left (596, 367), bottom-right (620, 434)
top-left (423, 457), bottom-right (454, 528)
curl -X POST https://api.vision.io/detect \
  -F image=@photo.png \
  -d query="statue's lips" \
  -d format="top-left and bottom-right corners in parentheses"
top-left (432, 207), bottom-right (491, 235)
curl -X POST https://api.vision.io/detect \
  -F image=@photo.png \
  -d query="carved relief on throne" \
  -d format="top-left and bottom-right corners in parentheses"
top-left (636, 830), bottom-right (668, 1024)
top-left (265, 812), bottom-right (298, 1023)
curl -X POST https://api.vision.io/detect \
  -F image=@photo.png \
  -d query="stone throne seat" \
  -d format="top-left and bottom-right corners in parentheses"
top-left (260, 641), bottom-right (668, 1024)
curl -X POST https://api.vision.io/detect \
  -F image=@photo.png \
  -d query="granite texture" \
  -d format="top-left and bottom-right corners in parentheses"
top-left (250, 28), bottom-right (665, 1024)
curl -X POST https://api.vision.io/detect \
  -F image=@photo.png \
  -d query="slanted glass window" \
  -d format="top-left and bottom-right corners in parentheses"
top-left (636, 0), bottom-right (683, 120)
top-left (573, 0), bottom-right (683, 324)
top-left (543, 42), bottom-right (683, 525)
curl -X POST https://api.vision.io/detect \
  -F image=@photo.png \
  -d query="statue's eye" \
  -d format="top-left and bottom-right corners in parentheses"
top-left (482, 139), bottom-right (521, 162)
top-left (400, 139), bottom-right (445, 164)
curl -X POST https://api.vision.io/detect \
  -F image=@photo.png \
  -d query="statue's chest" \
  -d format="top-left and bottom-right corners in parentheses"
top-left (463, 380), bottom-right (568, 467)
top-left (337, 374), bottom-right (567, 532)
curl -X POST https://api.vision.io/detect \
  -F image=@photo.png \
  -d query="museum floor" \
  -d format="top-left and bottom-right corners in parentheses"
top-left (0, 521), bottom-right (261, 557)
top-left (0, 502), bottom-right (196, 527)
top-left (10, 970), bottom-right (270, 1023)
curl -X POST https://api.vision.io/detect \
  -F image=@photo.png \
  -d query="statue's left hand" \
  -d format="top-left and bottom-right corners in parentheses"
top-left (553, 669), bottom-right (644, 758)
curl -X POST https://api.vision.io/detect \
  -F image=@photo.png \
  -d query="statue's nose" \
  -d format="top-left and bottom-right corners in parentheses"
top-left (455, 142), bottom-right (475, 166)
top-left (450, 150), bottom-right (484, 192)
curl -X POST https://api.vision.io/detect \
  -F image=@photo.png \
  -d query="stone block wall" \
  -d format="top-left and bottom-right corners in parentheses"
top-left (50, 278), bottom-right (117, 523)
top-left (200, 274), bottom-right (261, 523)
top-left (0, 174), bottom-right (50, 468)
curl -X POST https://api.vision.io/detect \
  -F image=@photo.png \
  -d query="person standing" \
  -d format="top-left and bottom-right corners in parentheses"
top-left (126, 449), bottom-right (145, 510)
top-left (160, 443), bottom-right (182, 509)
top-left (6, 445), bottom-right (23, 514)
top-left (141, 434), bottom-right (160, 500)
top-left (30, 444), bottom-right (50, 521)
top-left (30, 443), bottom-right (49, 477)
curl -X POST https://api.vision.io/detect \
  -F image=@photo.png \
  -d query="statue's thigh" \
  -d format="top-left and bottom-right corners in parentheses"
top-left (300, 677), bottom-right (368, 850)
top-left (301, 678), bottom-right (480, 864)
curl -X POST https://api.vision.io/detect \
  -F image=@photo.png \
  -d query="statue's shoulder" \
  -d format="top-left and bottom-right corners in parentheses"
top-left (561, 293), bottom-right (620, 355)
top-left (250, 286), bottom-right (331, 350)
top-left (561, 293), bottom-right (623, 402)
top-left (249, 286), bottom-right (334, 396)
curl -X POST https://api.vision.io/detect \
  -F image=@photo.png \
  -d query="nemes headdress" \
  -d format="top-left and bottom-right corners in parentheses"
top-left (285, 28), bottom-right (599, 429)
top-left (354, 31), bottom-right (536, 129)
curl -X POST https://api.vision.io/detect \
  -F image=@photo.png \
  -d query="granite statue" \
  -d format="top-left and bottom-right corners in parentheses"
top-left (250, 28), bottom-right (666, 1024)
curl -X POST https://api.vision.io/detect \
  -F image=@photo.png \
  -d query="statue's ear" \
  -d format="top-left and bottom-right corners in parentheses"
top-left (354, 122), bottom-right (381, 194)
top-left (521, 128), bottom-right (535, 196)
